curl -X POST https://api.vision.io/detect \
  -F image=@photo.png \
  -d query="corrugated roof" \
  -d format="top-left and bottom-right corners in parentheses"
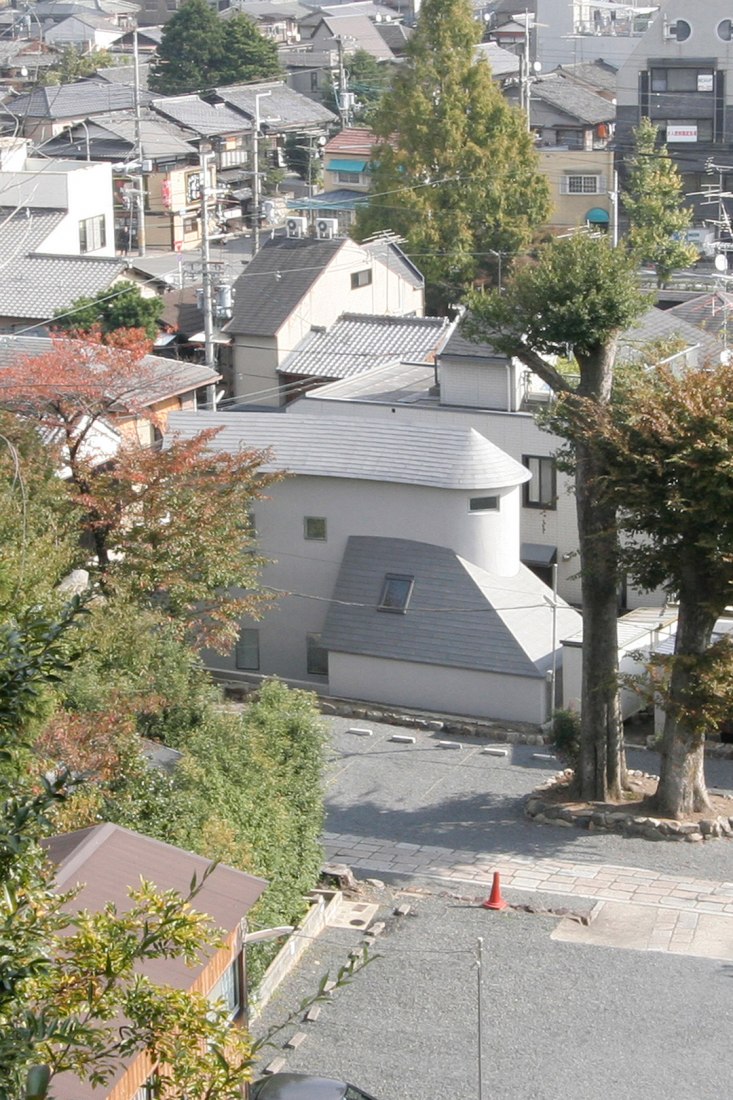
top-left (320, 535), bottom-right (581, 676)
top-left (298, 359), bottom-right (436, 405)
top-left (166, 410), bottom-right (531, 489)
top-left (323, 127), bottom-right (376, 159)
top-left (225, 234), bottom-right (345, 336)
top-left (0, 254), bottom-right (127, 322)
top-left (279, 312), bottom-right (449, 379)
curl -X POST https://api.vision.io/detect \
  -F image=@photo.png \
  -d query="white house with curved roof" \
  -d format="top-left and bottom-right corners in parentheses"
top-left (168, 410), bottom-right (581, 723)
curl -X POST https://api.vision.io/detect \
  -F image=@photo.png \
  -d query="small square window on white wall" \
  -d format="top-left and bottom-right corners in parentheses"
top-left (235, 628), bottom-right (259, 670)
top-left (304, 516), bottom-right (327, 540)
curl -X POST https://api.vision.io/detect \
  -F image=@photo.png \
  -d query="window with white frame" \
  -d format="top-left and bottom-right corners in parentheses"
top-left (523, 455), bottom-right (557, 509)
top-left (561, 175), bottom-right (605, 195)
top-left (337, 170), bottom-right (361, 184)
top-left (78, 215), bottom-right (106, 253)
top-left (235, 628), bottom-right (259, 670)
top-left (208, 957), bottom-right (242, 1020)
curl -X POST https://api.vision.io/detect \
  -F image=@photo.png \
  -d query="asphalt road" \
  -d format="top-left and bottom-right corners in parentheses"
top-left (323, 716), bottom-right (733, 881)
top-left (252, 884), bottom-right (733, 1100)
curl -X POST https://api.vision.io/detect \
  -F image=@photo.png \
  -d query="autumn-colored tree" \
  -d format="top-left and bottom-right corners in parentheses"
top-left (0, 332), bottom-right (282, 649)
top-left (589, 361), bottom-right (733, 816)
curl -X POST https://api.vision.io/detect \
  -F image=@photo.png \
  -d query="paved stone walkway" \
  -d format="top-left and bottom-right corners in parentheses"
top-left (324, 831), bottom-right (733, 915)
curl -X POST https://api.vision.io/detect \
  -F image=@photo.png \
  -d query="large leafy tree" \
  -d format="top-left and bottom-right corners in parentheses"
top-left (149, 0), bottom-right (280, 96)
top-left (622, 118), bottom-right (698, 287)
top-left (52, 282), bottom-right (164, 341)
top-left (0, 332), bottom-right (282, 649)
top-left (354, 0), bottom-right (549, 312)
top-left (468, 235), bottom-right (648, 800)
top-left (590, 361), bottom-right (733, 816)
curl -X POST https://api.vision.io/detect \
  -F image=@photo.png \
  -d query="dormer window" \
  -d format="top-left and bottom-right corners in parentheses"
top-left (378, 573), bottom-right (414, 613)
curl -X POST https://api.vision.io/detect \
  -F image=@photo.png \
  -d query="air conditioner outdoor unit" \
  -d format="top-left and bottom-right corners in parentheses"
top-left (286, 216), bottom-right (307, 238)
top-left (316, 217), bottom-right (339, 239)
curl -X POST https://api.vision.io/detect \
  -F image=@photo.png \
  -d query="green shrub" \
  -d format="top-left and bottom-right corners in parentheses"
top-left (549, 709), bottom-right (581, 770)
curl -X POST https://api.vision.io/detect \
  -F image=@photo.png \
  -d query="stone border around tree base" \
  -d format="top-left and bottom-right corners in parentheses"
top-left (526, 770), bottom-right (733, 842)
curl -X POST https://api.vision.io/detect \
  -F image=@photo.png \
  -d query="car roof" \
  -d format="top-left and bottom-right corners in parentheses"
top-left (253, 1075), bottom-right (348, 1100)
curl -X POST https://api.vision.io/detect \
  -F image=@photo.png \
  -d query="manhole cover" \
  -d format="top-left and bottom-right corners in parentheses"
top-left (329, 900), bottom-right (379, 929)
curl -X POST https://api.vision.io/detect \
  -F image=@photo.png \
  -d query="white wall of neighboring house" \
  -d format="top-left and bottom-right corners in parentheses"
top-left (0, 159), bottom-right (115, 257)
top-left (328, 652), bottom-right (549, 725)
top-left (231, 240), bottom-right (424, 403)
top-left (206, 472), bottom-right (524, 685)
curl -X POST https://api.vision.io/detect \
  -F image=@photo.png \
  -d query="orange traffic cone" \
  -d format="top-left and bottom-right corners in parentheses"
top-left (481, 871), bottom-right (508, 911)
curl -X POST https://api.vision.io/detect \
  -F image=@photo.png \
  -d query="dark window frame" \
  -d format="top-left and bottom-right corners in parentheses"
top-left (523, 455), bottom-right (557, 510)
top-left (469, 495), bottom-right (499, 512)
top-left (78, 214), bottom-right (106, 253)
top-left (306, 632), bottom-right (329, 676)
top-left (350, 268), bottom-right (372, 289)
top-left (378, 573), bottom-right (414, 613)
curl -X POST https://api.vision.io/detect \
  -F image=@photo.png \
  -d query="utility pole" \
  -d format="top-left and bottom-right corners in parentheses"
top-left (132, 27), bottom-right (146, 257)
top-left (199, 141), bottom-right (217, 409)
top-left (252, 90), bottom-right (271, 258)
top-left (522, 11), bottom-right (530, 130)
top-left (336, 36), bottom-right (351, 130)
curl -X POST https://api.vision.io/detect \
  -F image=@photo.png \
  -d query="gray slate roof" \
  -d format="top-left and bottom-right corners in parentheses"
top-left (0, 254), bottom-right (127, 322)
top-left (166, 410), bottom-right (531, 490)
top-left (667, 291), bottom-right (733, 341)
top-left (9, 81), bottom-right (151, 119)
top-left (279, 312), bottom-right (449, 379)
top-left (619, 306), bottom-right (723, 365)
top-left (554, 59), bottom-right (618, 96)
top-left (297, 359), bottom-right (436, 405)
top-left (0, 207), bottom-right (66, 253)
top-left (475, 40), bottom-right (521, 77)
top-left (152, 95), bottom-right (250, 137)
top-left (320, 536), bottom-right (580, 677)
top-left (529, 74), bottom-right (615, 125)
top-left (315, 14), bottom-right (395, 61)
top-left (225, 235), bottom-right (345, 337)
top-left (214, 81), bottom-right (337, 130)
top-left (41, 110), bottom-right (196, 161)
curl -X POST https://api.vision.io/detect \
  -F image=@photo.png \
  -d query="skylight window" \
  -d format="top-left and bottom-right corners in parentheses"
top-left (378, 574), bottom-right (414, 613)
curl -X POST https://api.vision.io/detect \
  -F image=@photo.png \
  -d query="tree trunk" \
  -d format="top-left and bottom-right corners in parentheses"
top-left (575, 437), bottom-right (625, 801)
top-left (572, 343), bottom-right (626, 801)
top-left (653, 574), bottom-right (717, 818)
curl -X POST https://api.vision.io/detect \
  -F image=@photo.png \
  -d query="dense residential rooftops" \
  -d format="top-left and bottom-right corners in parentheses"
top-left (6, 81), bottom-right (152, 120)
top-left (280, 312), bottom-right (449, 379)
top-left (166, 410), bottom-right (532, 489)
top-left (213, 81), bottom-right (337, 130)
top-left (309, 13), bottom-right (396, 61)
top-left (667, 291), bottom-right (733, 341)
top-left (41, 109), bottom-right (196, 161)
top-left (320, 536), bottom-right (580, 677)
top-left (152, 94), bottom-right (251, 137)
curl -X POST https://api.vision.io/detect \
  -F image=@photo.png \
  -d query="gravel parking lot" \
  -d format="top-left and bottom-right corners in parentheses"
top-left (252, 882), bottom-right (733, 1100)
top-left (324, 716), bottom-right (733, 880)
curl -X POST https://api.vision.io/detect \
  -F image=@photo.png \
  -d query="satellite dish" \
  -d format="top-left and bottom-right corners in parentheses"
top-left (715, 253), bottom-right (728, 272)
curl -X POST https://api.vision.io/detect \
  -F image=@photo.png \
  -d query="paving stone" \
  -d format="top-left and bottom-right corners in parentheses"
top-left (285, 1032), bottom-right (307, 1049)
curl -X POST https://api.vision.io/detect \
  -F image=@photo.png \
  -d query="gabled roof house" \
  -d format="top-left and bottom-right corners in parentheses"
top-left (43, 822), bottom-right (267, 1100)
top-left (167, 410), bottom-right (581, 724)
top-left (224, 233), bottom-right (425, 403)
